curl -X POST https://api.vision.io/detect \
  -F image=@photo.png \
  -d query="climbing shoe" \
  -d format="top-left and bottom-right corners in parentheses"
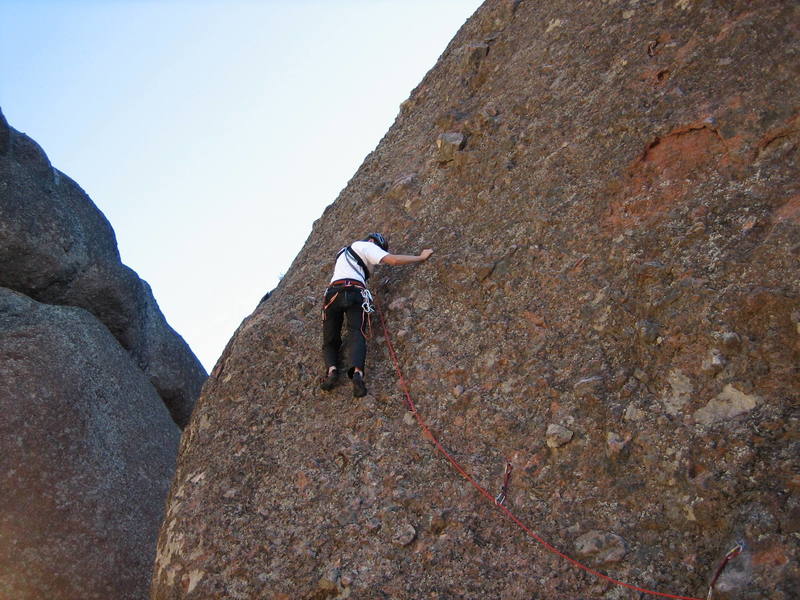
top-left (320, 369), bottom-right (338, 391)
top-left (352, 371), bottom-right (367, 398)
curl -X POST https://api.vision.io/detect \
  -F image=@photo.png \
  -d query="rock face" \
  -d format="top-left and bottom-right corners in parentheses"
top-left (0, 288), bottom-right (179, 600)
top-left (0, 109), bottom-right (207, 598)
top-left (0, 108), bottom-right (206, 427)
top-left (153, 2), bottom-right (799, 599)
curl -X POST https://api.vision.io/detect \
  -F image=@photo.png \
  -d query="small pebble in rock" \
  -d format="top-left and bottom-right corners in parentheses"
top-left (393, 522), bottom-right (417, 547)
top-left (546, 423), bottom-right (574, 448)
top-left (701, 349), bottom-right (727, 375)
top-left (436, 132), bottom-right (466, 162)
top-left (574, 530), bottom-right (627, 564)
top-left (721, 331), bottom-right (742, 349)
top-left (624, 403), bottom-right (644, 422)
top-left (606, 432), bottom-right (630, 454)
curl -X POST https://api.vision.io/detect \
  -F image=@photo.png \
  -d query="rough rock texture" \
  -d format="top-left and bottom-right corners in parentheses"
top-left (0, 109), bottom-right (207, 598)
top-left (0, 107), bottom-right (207, 427)
top-left (154, 2), bottom-right (799, 599)
top-left (0, 288), bottom-right (179, 600)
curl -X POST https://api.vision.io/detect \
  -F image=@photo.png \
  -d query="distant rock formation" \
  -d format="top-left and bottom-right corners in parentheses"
top-left (0, 108), bottom-right (206, 427)
top-left (0, 108), bottom-right (207, 599)
top-left (153, 2), bottom-right (798, 599)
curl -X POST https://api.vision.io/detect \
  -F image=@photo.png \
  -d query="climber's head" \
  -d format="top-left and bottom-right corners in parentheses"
top-left (365, 232), bottom-right (388, 252)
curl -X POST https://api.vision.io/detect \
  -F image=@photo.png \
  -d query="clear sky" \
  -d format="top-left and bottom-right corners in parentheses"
top-left (1, 0), bottom-right (482, 371)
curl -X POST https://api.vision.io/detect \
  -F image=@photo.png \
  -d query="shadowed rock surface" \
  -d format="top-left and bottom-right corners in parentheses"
top-left (153, 1), bottom-right (798, 598)
top-left (0, 108), bottom-right (207, 598)
top-left (0, 288), bottom-right (179, 600)
top-left (0, 107), bottom-right (206, 427)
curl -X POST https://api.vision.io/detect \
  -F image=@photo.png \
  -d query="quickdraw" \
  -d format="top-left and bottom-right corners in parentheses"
top-left (706, 542), bottom-right (744, 599)
top-left (495, 461), bottom-right (513, 506)
top-left (360, 288), bottom-right (375, 314)
top-left (360, 288), bottom-right (375, 339)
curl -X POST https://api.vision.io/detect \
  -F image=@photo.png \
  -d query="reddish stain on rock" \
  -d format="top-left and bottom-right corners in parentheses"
top-left (607, 124), bottom-right (729, 229)
top-left (774, 195), bottom-right (800, 224)
top-left (633, 125), bottom-right (728, 188)
top-left (757, 112), bottom-right (800, 159)
top-left (752, 544), bottom-right (790, 568)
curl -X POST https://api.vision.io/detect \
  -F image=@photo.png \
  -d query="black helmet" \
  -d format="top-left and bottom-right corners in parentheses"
top-left (365, 232), bottom-right (388, 251)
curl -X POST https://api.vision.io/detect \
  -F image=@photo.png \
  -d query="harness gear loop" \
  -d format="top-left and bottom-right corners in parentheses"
top-left (321, 291), bottom-right (340, 321)
top-left (495, 461), bottom-right (513, 506)
top-left (706, 542), bottom-right (744, 599)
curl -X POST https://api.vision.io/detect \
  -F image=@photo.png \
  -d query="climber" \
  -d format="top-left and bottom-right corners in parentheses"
top-left (320, 232), bottom-right (433, 397)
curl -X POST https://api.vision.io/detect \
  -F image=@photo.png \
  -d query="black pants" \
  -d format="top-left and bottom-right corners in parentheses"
top-left (322, 286), bottom-right (366, 377)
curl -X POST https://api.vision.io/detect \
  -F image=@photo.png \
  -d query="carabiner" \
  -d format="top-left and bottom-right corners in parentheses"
top-left (361, 288), bottom-right (375, 314)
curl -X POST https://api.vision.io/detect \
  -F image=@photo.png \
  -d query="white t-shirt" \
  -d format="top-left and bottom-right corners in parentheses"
top-left (330, 240), bottom-right (389, 285)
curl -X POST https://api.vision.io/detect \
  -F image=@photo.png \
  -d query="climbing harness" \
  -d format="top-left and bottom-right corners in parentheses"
top-left (375, 295), bottom-right (723, 600)
top-left (494, 461), bottom-right (513, 506)
top-left (321, 279), bottom-right (365, 321)
top-left (706, 542), bottom-right (744, 599)
top-left (329, 279), bottom-right (365, 288)
top-left (321, 280), bottom-right (375, 340)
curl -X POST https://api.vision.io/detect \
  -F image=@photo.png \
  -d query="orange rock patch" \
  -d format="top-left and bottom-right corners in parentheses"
top-left (606, 125), bottom-right (728, 229)
top-left (774, 195), bottom-right (800, 224)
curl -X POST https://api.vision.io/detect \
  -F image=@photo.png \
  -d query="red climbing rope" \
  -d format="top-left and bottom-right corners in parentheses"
top-left (375, 297), bottom-right (708, 600)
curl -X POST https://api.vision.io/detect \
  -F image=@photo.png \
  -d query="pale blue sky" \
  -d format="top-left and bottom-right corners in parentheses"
top-left (1, 0), bottom-right (482, 371)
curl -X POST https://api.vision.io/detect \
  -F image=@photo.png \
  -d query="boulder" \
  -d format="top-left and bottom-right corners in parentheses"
top-left (0, 108), bottom-right (206, 427)
top-left (0, 287), bottom-right (179, 600)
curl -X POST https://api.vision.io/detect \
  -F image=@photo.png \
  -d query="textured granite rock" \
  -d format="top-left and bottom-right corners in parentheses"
top-left (154, 1), bottom-right (799, 598)
top-left (0, 108), bottom-right (206, 427)
top-left (0, 288), bottom-right (179, 600)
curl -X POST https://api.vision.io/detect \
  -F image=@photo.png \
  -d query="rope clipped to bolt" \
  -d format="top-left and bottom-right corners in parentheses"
top-left (495, 462), bottom-right (513, 506)
top-left (374, 295), bottom-right (743, 600)
top-left (707, 543), bottom-right (743, 599)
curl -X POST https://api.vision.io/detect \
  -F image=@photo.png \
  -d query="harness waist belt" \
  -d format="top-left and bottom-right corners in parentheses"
top-left (329, 279), bottom-right (365, 289)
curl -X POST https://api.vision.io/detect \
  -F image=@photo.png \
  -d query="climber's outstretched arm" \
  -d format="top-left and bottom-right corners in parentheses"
top-left (380, 249), bottom-right (433, 266)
